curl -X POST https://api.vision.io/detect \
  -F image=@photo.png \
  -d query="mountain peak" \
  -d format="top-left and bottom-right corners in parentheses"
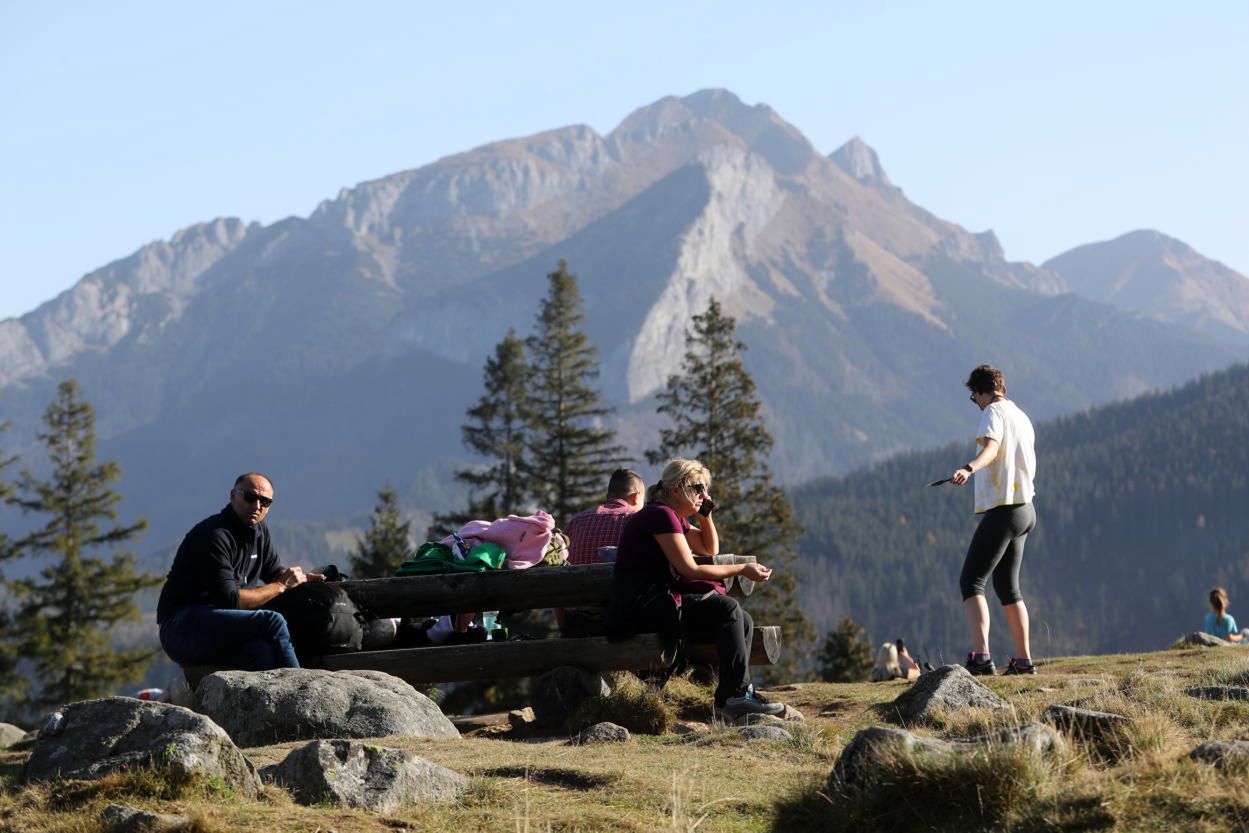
top-left (609, 89), bottom-right (818, 176)
top-left (830, 136), bottom-right (891, 186)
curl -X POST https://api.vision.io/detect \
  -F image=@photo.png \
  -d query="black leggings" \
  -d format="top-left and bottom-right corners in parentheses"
top-left (959, 503), bottom-right (1036, 604)
top-left (624, 589), bottom-right (754, 705)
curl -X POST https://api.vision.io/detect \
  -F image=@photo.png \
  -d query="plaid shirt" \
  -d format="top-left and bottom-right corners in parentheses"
top-left (566, 498), bottom-right (639, 565)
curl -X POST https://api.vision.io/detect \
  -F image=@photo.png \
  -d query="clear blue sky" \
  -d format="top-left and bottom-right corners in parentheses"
top-left (2, 1), bottom-right (1246, 321)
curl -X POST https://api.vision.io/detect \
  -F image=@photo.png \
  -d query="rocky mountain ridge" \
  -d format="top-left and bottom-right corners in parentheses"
top-left (0, 89), bottom-right (1243, 546)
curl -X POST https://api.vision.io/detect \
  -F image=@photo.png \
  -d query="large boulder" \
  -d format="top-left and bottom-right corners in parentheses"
top-left (883, 665), bottom-right (1010, 723)
top-left (832, 723), bottom-right (1062, 787)
top-left (22, 697), bottom-right (259, 796)
top-left (530, 666), bottom-right (610, 727)
top-left (261, 739), bottom-right (467, 810)
top-left (0, 722), bottom-right (26, 749)
top-left (193, 668), bottom-right (458, 747)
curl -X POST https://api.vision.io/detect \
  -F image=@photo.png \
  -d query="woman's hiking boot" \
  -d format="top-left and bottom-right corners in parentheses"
top-left (716, 684), bottom-right (785, 721)
top-left (1002, 658), bottom-right (1037, 675)
top-left (965, 653), bottom-right (996, 676)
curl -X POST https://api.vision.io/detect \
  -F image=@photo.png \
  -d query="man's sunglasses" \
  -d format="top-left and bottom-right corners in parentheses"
top-left (236, 489), bottom-right (274, 508)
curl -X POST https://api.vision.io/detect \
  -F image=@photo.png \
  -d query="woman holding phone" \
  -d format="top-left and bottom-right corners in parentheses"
top-left (605, 458), bottom-right (785, 720)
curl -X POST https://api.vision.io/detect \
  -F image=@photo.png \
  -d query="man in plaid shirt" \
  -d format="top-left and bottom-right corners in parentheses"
top-left (566, 469), bottom-right (645, 565)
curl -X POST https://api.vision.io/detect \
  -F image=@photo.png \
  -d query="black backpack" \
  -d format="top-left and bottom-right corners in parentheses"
top-left (263, 580), bottom-right (365, 662)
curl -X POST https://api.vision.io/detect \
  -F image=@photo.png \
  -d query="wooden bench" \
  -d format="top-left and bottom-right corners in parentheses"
top-left (186, 558), bottom-right (782, 687)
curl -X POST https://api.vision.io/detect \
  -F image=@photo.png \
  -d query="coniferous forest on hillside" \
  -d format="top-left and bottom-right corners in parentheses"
top-left (792, 362), bottom-right (1249, 661)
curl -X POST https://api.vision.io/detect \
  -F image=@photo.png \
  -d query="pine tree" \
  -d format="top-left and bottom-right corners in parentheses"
top-left (817, 616), bottom-right (875, 683)
top-left (0, 416), bottom-right (19, 697)
top-left (5, 380), bottom-right (160, 712)
top-left (647, 296), bottom-right (816, 682)
top-left (351, 484), bottom-right (414, 578)
top-left (525, 261), bottom-right (627, 527)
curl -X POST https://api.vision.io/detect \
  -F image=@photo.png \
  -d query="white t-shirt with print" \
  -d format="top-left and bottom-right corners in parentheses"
top-left (974, 399), bottom-right (1036, 514)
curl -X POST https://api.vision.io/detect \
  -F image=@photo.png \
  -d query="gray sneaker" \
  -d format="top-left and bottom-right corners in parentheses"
top-left (718, 684), bottom-right (785, 720)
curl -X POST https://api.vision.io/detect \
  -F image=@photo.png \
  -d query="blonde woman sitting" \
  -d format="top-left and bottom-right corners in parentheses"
top-left (605, 458), bottom-right (785, 720)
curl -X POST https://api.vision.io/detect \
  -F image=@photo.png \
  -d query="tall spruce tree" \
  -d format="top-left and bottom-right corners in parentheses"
top-left (524, 261), bottom-right (626, 527)
top-left (817, 616), bottom-right (875, 683)
top-left (429, 329), bottom-right (532, 538)
top-left (0, 416), bottom-right (19, 698)
top-left (5, 380), bottom-right (160, 712)
top-left (647, 296), bottom-right (816, 681)
top-left (352, 484), bottom-right (414, 578)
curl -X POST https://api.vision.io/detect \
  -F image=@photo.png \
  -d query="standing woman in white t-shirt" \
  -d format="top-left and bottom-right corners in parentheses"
top-left (949, 365), bottom-right (1037, 676)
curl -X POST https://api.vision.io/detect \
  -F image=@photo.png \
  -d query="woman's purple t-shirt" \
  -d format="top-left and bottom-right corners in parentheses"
top-left (615, 503), bottom-right (726, 603)
top-left (616, 503), bottom-right (689, 576)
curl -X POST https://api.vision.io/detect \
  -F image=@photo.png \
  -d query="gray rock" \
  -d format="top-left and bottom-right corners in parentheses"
top-left (1180, 631), bottom-right (1233, 648)
top-left (1044, 704), bottom-right (1131, 742)
top-left (529, 666), bottom-right (610, 727)
top-left (261, 739), bottom-right (467, 811)
top-left (1185, 686), bottom-right (1249, 701)
top-left (738, 725), bottom-right (793, 742)
top-left (732, 713), bottom-right (787, 727)
top-left (193, 668), bottom-right (458, 747)
top-left (99, 802), bottom-right (188, 833)
top-left (1190, 740), bottom-right (1249, 767)
top-left (781, 704), bottom-right (806, 722)
top-left (22, 697), bottom-right (259, 796)
top-left (832, 723), bottom-right (1062, 786)
top-left (575, 722), bottom-right (630, 744)
top-left (672, 721), bottom-right (710, 736)
top-left (884, 664), bottom-right (1010, 722)
top-left (0, 722), bottom-right (26, 749)
top-left (832, 726), bottom-right (954, 785)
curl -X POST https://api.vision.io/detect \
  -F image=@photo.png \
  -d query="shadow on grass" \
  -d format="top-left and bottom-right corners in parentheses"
top-left (477, 766), bottom-right (620, 791)
top-left (770, 783), bottom-right (1115, 833)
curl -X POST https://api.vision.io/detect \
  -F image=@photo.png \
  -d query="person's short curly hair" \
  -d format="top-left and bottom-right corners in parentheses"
top-left (965, 365), bottom-right (1006, 396)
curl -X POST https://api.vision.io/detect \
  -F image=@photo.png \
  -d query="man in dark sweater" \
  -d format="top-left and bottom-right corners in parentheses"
top-left (157, 472), bottom-right (322, 670)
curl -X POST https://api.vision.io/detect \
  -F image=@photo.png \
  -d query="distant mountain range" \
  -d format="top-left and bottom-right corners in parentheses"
top-left (0, 89), bottom-right (1244, 554)
top-left (792, 360), bottom-right (1249, 658)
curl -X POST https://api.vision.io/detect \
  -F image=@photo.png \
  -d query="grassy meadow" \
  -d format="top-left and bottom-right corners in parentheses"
top-left (5, 647), bottom-right (1249, 831)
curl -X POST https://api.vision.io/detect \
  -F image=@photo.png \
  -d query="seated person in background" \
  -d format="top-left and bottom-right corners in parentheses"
top-left (156, 472), bottom-right (322, 671)
top-left (566, 468), bottom-right (646, 564)
top-left (605, 458), bottom-right (784, 720)
top-left (896, 638), bottom-right (922, 680)
top-left (870, 642), bottom-right (902, 681)
top-left (1204, 587), bottom-right (1248, 643)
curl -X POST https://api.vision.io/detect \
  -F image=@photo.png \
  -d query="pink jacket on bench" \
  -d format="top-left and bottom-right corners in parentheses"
top-left (441, 511), bottom-right (557, 570)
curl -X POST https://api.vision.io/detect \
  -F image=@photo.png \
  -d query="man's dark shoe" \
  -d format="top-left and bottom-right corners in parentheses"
top-left (965, 653), bottom-right (996, 676)
top-left (1002, 658), bottom-right (1037, 675)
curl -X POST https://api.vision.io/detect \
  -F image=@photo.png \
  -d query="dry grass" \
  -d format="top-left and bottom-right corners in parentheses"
top-left (7, 648), bottom-right (1249, 831)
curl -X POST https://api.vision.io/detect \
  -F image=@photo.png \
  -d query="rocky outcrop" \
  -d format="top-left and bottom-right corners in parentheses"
top-left (261, 739), bottom-right (467, 810)
top-left (530, 666), bottom-right (611, 728)
top-left (1190, 740), bottom-right (1249, 768)
top-left (0, 722), bottom-right (26, 749)
top-left (883, 665), bottom-right (1011, 723)
top-left (193, 668), bottom-right (458, 747)
top-left (22, 697), bottom-right (259, 795)
top-left (1178, 631), bottom-right (1234, 648)
top-left (738, 725), bottom-right (793, 743)
top-left (575, 722), bottom-right (631, 745)
top-left (99, 803), bottom-right (188, 833)
top-left (831, 723), bottom-right (1062, 787)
